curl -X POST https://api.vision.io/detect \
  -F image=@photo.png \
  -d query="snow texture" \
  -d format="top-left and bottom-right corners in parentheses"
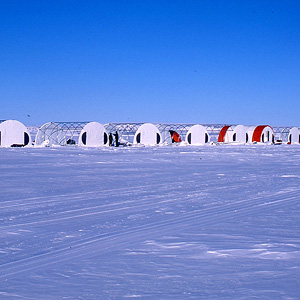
top-left (0, 145), bottom-right (300, 299)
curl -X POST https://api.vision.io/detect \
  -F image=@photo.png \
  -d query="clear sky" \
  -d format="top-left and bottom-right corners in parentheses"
top-left (1, 0), bottom-right (299, 126)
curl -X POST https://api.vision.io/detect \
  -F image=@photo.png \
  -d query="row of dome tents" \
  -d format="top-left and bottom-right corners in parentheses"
top-left (0, 121), bottom-right (213, 147)
top-left (218, 125), bottom-right (300, 144)
top-left (217, 125), bottom-right (275, 144)
top-left (30, 122), bottom-right (300, 146)
top-left (34, 122), bottom-right (212, 147)
top-left (1, 120), bottom-right (300, 147)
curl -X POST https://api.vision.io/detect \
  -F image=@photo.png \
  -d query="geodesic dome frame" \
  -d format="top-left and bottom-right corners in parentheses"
top-left (35, 122), bottom-right (90, 146)
top-left (104, 123), bottom-right (144, 145)
top-left (272, 126), bottom-right (292, 143)
top-left (156, 123), bottom-right (194, 144)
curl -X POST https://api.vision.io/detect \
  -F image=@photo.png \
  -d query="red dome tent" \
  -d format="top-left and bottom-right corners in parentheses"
top-left (218, 125), bottom-right (248, 144)
top-left (252, 125), bottom-right (274, 143)
top-left (218, 125), bottom-right (230, 143)
top-left (247, 125), bottom-right (274, 143)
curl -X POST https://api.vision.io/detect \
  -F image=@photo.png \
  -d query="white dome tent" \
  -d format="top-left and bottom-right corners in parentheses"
top-left (288, 127), bottom-right (300, 144)
top-left (133, 123), bottom-right (162, 146)
top-left (218, 125), bottom-right (248, 144)
top-left (185, 125), bottom-right (210, 145)
top-left (0, 120), bottom-right (31, 147)
top-left (79, 122), bottom-right (108, 147)
top-left (35, 122), bottom-right (65, 146)
top-left (247, 125), bottom-right (274, 144)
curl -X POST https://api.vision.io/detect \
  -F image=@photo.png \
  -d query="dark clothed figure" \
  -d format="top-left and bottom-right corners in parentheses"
top-left (114, 131), bottom-right (119, 147)
top-left (109, 133), bottom-right (113, 146)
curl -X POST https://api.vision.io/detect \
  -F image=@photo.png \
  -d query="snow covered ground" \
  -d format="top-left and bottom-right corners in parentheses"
top-left (0, 145), bottom-right (300, 299)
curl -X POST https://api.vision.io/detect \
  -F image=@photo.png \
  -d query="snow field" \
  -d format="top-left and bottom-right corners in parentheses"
top-left (0, 145), bottom-right (300, 299)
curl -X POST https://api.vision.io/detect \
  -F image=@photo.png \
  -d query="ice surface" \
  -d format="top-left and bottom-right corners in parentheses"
top-left (0, 145), bottom-right (300, 299)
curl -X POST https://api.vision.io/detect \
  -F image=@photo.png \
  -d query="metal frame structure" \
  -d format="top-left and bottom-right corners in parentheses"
top-left (27, 125), bottom-right (40, 141)
top-left (104, 123), bottom-right (143, 144)
top-left (156, 123), bottom-right (194, 143)
top-left (272, 126), bottom-right (292, 143)
top-left (35, 122), bottom-right (90, 146)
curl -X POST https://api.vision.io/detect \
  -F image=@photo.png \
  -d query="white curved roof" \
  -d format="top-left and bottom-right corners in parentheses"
top-left (133, 123), bottom-right (162, 146)
top-left (79, 122), bottom-right (108, 147)
top-left (288, 127), bottom-right (300, 144)
top-left (185, 125), bottom-right (209, 145)
top-left (0, 120), bottom-right (31, 147)
top-left (231, 125), bottom-right (248, 143)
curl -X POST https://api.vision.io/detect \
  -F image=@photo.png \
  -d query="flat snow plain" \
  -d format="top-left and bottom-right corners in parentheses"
top-left (0, 145), bottom-right (300, 299)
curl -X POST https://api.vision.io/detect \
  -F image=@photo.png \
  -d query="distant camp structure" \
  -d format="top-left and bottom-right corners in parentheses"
top-left (133, 123), bottom-right (162, 146)
top-left (218, 125), bottom-right (275, 144)
top-left (0, 119), bottom-right (298, 147)
top-left (287, 127), bottom-right (300, 144)
top-left (0, 120), bottom-right (31, 147)
top-left (185, 125), bottom-right (210, 145)
top-left (78, 122), bottom-right (109, 147)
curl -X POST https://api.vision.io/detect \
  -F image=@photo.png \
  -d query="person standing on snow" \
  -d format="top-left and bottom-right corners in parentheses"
top-left (114, 131), bottom-right (119, 147)
top-left (109, 133), bottom-right (113, 146)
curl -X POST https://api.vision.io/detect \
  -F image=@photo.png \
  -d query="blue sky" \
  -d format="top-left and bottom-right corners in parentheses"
top-left (1, 0), bottom-right (299, 126)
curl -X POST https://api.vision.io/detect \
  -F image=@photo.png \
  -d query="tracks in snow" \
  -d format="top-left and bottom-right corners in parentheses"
top-left (0, 188), bottom-right (298, 280)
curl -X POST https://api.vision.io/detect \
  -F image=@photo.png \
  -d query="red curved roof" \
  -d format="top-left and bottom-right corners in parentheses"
top-left (252, 125), bottom-right (273, 142)
top-left (218, 125), bottom-right (230, 143)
